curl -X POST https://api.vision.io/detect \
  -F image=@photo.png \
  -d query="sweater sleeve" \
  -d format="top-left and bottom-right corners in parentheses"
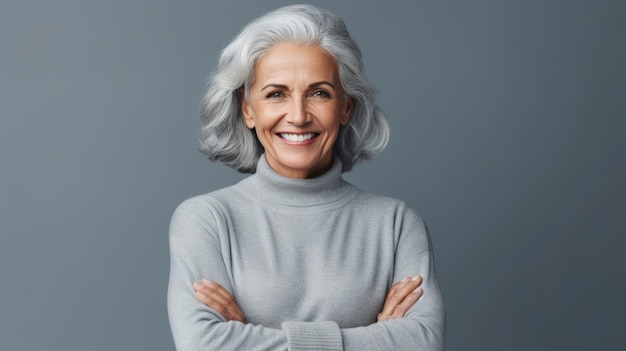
top-left (340, 209), bottom-right (446, 350)
top-left (167, 198), bottom-right (343, 351)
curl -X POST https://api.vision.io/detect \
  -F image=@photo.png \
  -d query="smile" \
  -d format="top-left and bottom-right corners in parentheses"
top-left (278, 133), bottom-right (318, 142)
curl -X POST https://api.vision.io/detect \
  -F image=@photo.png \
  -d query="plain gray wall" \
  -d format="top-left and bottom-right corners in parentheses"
top-left (1, 0), bottom-right (624, 350)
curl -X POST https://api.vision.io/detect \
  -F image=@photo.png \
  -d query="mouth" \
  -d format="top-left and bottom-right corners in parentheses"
top-left (278, 133), bottom-right (318, 142)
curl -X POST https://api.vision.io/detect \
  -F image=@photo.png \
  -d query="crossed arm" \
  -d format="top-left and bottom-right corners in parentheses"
top-left (168, 199), bottom-right (446, 350)
top-left (193, 275), bottom-right (424, 324)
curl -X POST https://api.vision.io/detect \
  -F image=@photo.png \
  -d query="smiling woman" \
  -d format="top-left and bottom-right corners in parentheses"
top-left (167, 4), bottom-right (445, 351)
top-left (241, 43), bottom-right (352, 179)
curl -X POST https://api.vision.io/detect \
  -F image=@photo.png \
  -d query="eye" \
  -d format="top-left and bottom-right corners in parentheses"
top-left (311, 90), bottom-right (331, 98)
top-left (266, 91), bottom-right (283, 98)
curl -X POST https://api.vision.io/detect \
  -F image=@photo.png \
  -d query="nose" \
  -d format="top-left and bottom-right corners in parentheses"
top-left (285, 96), bottom-right (310, 126)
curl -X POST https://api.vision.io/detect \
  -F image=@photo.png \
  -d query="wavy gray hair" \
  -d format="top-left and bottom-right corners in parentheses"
top-left (199, 4), bottom-right (389, 173)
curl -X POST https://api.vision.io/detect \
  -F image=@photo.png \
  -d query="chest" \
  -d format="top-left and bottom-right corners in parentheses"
top-left (221, 207), bottom-right (397, 327)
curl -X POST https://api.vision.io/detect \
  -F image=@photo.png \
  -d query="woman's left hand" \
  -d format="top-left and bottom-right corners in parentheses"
top-left (377, 275), bottom-right (423, 322)
top-left (193, 279), bottom-right (247, 323)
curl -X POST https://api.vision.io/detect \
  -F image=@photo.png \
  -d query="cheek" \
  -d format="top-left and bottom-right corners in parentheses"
top-left (313, 105), bottom-right (344, 128)
top-left (247, 106), bottom-right (269, 130)
top-left (256, 104), bottom-right (285, 123)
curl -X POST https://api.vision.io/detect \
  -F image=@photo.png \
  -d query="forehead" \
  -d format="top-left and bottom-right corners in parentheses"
top-left (252, 42), bottom-right (339, 84)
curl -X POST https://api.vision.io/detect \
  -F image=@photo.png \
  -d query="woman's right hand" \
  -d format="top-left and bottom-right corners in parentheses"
top-left (377, 276), bottom-right (423, 322)
top-left (193, 279), bottom-right (247, 323)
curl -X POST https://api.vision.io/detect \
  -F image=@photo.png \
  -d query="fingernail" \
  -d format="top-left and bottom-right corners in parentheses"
top-left (410, 275), bottom-right (420, 281)
top-left (413, 287), bottom-right (423, 294)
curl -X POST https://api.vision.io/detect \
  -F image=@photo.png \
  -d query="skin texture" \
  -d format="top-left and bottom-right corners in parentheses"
top-left (241, 42), bottom-right (353, 179)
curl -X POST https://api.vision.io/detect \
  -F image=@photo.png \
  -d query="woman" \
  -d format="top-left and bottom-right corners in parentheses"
top-left (168, 5), bottom-right (445, 350)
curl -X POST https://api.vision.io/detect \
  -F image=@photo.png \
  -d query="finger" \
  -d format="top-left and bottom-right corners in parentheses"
top-left (378, 277), bottom-right (411, 320)
top-left (194, 279), bottom-right (236, 307)
top-left (384, 277), bottom-right (408, 306)
top-left (194, 289), bottom-right (246, 322)
top-left (192, 281), bottom-right (233, 312)
top-left (193, 281), bottom-right (246, 322)
top-left (200, 279), bottom-right (235, 302)
top-left (193, 283), bottom-right (231, 307)
top-left (194, 290), bottom-right (213, 306)
top-left (391, 287), bottom-right (423, 319)
top-left (379, 275), bottom-right (422, 319)
top-left (194, 290), bottom-right (226, 314)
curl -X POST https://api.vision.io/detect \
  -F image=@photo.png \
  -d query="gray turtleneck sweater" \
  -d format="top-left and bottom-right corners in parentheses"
top-left (167, 156), bottom-right (445, 350)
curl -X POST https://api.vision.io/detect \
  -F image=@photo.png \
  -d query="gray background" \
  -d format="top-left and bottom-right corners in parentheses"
top-left (1, 0), bottom-right (624, 350)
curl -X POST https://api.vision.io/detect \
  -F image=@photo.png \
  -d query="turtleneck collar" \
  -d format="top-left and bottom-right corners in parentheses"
top-left (237, 154), bottom-right (357, 208)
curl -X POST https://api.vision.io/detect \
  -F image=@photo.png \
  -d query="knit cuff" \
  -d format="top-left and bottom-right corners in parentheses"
top-left (281, 321), bottom-right (343, 351)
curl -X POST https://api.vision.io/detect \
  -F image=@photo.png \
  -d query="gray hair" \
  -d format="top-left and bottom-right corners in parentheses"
top-left (199, 4), bottom-right (389, 173)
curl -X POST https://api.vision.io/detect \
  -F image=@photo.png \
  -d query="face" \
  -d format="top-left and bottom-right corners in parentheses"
top-left (241, 42), bottom-right (352, 179)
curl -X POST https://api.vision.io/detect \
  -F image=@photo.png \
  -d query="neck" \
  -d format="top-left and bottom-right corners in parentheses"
top-left (238, 154), bottom-right (356, 208)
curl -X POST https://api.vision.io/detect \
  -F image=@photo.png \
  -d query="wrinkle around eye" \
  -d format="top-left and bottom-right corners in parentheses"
top-left (265, 91), bottom-right (284, 99)
top-left (310, 90), bottom-right (332, 99)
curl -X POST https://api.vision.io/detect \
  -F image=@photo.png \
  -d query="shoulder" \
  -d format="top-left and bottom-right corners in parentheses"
top-left (352, 189), bottom-right (424, 223)
top-left (169, 185), bottom-right (243, 237)
top-left (171, 173), bottom-right (256, 216)
top-left (172, 188), bottom-right (231, 218)
top-left (346, 187), bottom-right (426, 237)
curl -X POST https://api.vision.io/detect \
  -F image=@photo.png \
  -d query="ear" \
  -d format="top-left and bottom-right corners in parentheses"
top-left (340, 97), bottom-right (353, 126)
top-left (240, 89), bottom-right (255, 129)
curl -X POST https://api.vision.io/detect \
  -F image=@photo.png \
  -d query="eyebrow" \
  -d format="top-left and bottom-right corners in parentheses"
top-left (261, 81), bottom-right (336, 91)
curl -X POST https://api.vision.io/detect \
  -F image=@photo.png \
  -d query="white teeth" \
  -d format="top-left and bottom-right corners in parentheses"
top-left (280, 133), bottom-right (316, 142)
